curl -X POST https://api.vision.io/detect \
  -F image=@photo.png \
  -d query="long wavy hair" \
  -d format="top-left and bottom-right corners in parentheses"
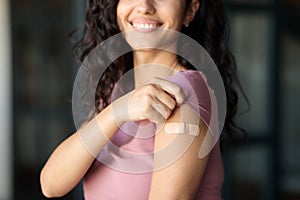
top-left (72, 0), bottom-right (247, 140)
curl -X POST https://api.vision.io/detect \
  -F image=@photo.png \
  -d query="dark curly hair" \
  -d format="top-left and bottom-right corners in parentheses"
top-left (72, 0), bottom-right (247, 140)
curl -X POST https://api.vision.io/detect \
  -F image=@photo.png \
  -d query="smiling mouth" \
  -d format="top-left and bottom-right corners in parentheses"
top-left (132, 23), bottom-right (160, 29)
top-left (129, 19), bottom-right (163, 33)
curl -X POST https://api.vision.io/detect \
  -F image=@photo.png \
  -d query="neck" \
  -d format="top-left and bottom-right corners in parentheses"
top-left (133, 50), bottom-right (185, 87)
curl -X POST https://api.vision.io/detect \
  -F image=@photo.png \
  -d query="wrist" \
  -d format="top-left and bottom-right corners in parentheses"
top-left (110, 94), bottom-right (130, 126)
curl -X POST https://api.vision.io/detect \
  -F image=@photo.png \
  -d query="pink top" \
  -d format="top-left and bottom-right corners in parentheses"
top-left (83, 70), bottom-right (224, 199)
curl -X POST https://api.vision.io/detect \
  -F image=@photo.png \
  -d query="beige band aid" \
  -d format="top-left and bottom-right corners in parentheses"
top-left (164, 123), bottom-right (200, 136)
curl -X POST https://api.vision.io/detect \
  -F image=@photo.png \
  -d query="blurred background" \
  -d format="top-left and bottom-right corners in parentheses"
top-left (0, 0), bottom-right (299, 199)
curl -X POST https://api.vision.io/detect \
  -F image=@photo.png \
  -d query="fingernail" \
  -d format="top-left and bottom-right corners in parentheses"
top-left (177, 90), bottom-right (190, 105)
top-left (184, 90), bottom-right (190, 98)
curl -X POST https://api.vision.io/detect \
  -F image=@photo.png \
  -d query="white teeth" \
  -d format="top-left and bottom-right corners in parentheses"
top-left (132, 23), bottom-right (158, 29)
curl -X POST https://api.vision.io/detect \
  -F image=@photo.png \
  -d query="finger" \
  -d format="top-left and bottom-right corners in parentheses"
top-left (151, 102), bottom-right (173, 120)
top-left (155, 91), bottom-right (176, 111)
top-left (149, 77), bottom-right (186, 105)
top-left (149, 105), bottom-right (166, 124)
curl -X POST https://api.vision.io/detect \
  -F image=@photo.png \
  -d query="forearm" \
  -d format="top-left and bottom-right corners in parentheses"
top-left (40, 104), bottom-right (120, 197)
top-left (40, 132), bottom-right (93, 198)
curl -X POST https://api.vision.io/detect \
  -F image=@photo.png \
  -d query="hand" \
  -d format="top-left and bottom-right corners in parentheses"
top-left (112, 77), bottom-right (186, 124)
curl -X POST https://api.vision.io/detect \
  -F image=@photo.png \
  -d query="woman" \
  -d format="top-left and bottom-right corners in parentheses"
top-left (40, 0), bottom-right (243, 199)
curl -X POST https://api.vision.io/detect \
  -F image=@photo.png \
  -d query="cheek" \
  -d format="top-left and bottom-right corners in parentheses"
top-left (161, 3), bottom-right (186, 26)
top-left (116, 2), bottom-right (128, 31)
top-left (116, 16), bottom-right (123, 31)
top-left (116, 10), bottom-right (122, 30)
top-left (167, 10), bottom-right (186, 29)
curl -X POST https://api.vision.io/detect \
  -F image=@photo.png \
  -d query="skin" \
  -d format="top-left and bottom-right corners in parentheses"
top-left (40, 0), bottom-right (207, 199)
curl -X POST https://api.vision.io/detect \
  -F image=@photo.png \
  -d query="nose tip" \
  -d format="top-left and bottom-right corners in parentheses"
top-left (136, 0), bottom-right (156, 14)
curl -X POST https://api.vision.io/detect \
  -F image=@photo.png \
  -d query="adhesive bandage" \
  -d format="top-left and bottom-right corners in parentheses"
top-left (164, 123), bottom-right (200, 136)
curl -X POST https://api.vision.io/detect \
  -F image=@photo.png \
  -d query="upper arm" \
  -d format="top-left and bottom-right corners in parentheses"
top-left (148, 103), bottom-right (211, 200)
